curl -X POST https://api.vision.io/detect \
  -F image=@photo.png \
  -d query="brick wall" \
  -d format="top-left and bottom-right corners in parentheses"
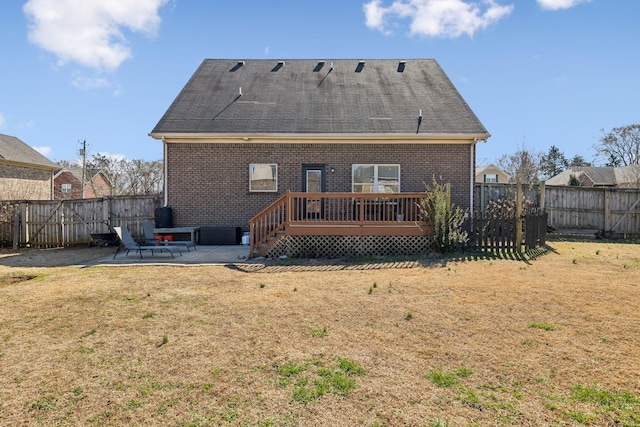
top-left (166, 142), bottom-right (473, 229)
top-left (0, 164), bottom-right (52, 200)
top-left (54, 171), bottom-right (82, 199)
top-left (54, 171), bottom-right (112, 199)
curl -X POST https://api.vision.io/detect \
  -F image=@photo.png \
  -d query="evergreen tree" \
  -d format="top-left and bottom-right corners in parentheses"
top-left (539, 145), bottom-right (568, 179)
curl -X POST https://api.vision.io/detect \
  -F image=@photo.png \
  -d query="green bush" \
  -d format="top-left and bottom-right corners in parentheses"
top-left (419, 177), bottom-right (469, 253)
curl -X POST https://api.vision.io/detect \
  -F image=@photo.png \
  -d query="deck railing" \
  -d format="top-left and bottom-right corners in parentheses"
top-left (248, 192), bottom-right (430, 256)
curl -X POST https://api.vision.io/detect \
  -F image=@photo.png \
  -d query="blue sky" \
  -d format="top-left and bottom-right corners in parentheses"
top-left (1, 0), bottom-right (639, 166)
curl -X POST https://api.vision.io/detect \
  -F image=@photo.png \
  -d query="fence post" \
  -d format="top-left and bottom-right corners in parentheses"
top-left (13, 209), bottom-right (20, 250)
top-left (604, 189), bottom-right (611, 236)
top-left (516, 182), bottom-right (523, 254)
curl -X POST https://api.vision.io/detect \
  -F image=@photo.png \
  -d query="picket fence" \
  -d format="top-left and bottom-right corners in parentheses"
top-left (468, 209), bottom-right (548, 255)
top-left (0, 196), bottom-right (159, 248)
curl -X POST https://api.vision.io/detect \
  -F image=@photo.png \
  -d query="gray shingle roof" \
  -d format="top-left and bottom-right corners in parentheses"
top-left (0, 133), bottom-right (57, 169)
top-left (546, 166), bottom-right (638, 187)
top-left (151, 59), bottom-right (489, 136)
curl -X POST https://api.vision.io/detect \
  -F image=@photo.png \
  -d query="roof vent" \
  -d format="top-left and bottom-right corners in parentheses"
top-left (313, 61), bottom-right (325, 72)
top-left (230, 61), bottom-right (245, 72)
top-left (355, 61), bottom-right (365, 73)
top-left (397, 61), bottom-right (406, 72)
top-left (272, 61), bottom-right (284, 72)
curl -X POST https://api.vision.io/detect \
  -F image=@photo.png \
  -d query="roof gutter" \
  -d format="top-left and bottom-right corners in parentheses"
top-left (149, 132), bottom-right (492, 144)
top-left (0, 159), bottom-right (58, 171)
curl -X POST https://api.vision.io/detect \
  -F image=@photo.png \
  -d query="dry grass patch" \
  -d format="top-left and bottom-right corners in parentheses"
top-left (0, 241), bottom-right (639, 426)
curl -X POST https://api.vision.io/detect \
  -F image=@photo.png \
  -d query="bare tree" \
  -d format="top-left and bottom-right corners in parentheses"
top-left (86, 153), bottom-right (127, 195)
top-left (122, 159), bottom-right (163, 195)
top-left (497, 141), bottom-right (541, 184)
top-left (596, 124), bottom-right (640, 166)
top-left (84, 154), bottom-right (164, 196)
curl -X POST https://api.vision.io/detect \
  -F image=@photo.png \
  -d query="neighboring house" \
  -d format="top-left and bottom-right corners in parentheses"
top-left (149, 59), bottom-right (490, 235)
top-left (476, 164), bottom-right (511, 184)
top-left (53, 168), bottom-right (112, 199)
top-left (0, 133), bottom-right (57, 200)
top-left (546, 166), bottom-right (640, 188)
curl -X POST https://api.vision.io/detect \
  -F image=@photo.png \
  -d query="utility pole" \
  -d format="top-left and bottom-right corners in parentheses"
top-left (79, 139), bottom-right (87, 199)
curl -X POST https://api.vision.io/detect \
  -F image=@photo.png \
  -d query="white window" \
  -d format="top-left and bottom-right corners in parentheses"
top-left (249, 164), bottom-right (277, 192)
top-left (61, 183), bottom-right (72, 193)
top-left (484, 174), bottom-right (498, 183)
top-left (352, 164), bottom-right (400, 193)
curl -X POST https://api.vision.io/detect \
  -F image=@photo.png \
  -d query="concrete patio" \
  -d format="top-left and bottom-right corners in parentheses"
top-left (93, 244), bottom-right (254, 266)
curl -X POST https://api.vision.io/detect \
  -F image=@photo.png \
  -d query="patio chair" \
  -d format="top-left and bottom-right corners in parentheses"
top-left (142, 221), bottom-right (196, 251)
top-left (113, 226), bottom-right (181, 259)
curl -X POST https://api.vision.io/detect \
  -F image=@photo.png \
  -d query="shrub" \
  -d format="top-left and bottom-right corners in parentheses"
top-left (418, 177), bottom-right (468, 253)
top-left (484, 193), bottom-right (535, 217)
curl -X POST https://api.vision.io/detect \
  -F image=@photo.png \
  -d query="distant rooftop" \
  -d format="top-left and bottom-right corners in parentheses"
top-left (546, 166), bottom-right (640, 187)
top-left (0, 133), bottom-right (57, 170)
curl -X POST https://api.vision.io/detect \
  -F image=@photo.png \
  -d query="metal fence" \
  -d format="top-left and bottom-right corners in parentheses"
top-left (1, 196), bottom-right (159, 248)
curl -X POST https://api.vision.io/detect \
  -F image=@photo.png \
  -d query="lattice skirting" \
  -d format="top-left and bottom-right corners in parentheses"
top-left (265, 235), bottom-right (435, 259)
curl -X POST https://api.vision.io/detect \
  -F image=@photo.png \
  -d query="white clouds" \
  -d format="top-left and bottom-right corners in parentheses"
top-left (364, 0), bottom-right (590, 38)
top-left (71, 74), bottom-right (109, 90)
top-left (93, 151), bottom-right (125, 163)
top-left (364, 1), bottom-right (392, 33)
top-left (23, 0), bottom-right (168, 71)
top-left (71, 73), bottom-right (124, 96)
top-left (0, 113), bottom-right (6, 129)
top-left (364, 0), bottom-right (514, 38)
top-left (33, 146), bottom-right (52, 157)
top-left (537, 0), bottom-right (590, 11)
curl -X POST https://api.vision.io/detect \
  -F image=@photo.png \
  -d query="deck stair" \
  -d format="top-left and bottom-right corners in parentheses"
top-left (248, 191), bottom-right (430, 258)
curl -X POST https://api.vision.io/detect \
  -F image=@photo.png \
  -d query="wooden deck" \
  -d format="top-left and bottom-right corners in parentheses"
top-left (248, 192), bottom-right (431, 257)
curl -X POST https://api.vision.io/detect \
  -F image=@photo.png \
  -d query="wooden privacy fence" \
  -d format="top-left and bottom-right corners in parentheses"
top-left (0, 196), bottom-right (159, 248)
top-left (475, 183), bottom-right (640, 237)
top-left (475, 183), bottom-right (541, 212)
top-left (545, 186), bottom-right (640, 236)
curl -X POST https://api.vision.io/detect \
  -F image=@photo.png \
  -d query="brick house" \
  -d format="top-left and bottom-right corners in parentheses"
top-left (150, 59), bottom-right (490, 251)
top-left (0, 133), bottom-right (57, 200)
top-left (53, 168), bottom-right (112, 199)
top-left (546, 166), bottom-right (640, 188)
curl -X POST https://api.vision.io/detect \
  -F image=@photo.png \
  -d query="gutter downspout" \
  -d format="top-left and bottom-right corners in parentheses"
top-left (162, 137), bottom-right (168, 207)
top-left (470, 141), bottom-right (475, 217)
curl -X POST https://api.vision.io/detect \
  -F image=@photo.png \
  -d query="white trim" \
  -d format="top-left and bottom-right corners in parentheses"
top-left (249, 163), bottom-right (278, 192)
top-left (0, 159), bottom-right (58, 171)
top-left (163, 137), bottom-right (168, 207)
top-left (470, 144), bottom-right (474, 216)
top-left (352, 164), bottom-right (400, 193)
top-left (149, 132), bottom-right (490, 144)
